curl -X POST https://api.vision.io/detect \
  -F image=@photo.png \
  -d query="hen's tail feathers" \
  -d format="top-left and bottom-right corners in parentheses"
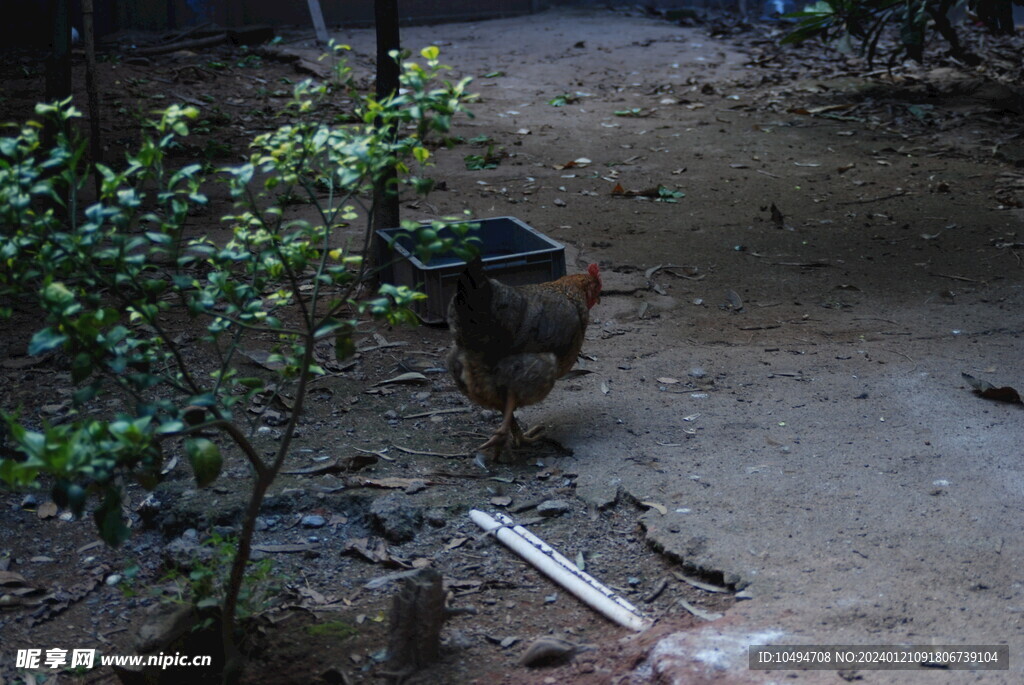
top-left (454, 255), bottom-right (493, 319)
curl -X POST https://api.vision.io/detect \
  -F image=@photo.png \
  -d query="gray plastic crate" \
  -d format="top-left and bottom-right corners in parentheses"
top-left (375, 217), bottom-right (566, 324)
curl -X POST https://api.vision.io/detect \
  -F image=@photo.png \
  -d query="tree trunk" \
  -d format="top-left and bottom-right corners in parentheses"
top-left (82, 0), bottom-right (104, 197)
top-left (385, 568), bottom-right (446, 677)
top-left (45, 0), bottom-right (72, 102)
top-left (372, 0), bottom-right (401, 237)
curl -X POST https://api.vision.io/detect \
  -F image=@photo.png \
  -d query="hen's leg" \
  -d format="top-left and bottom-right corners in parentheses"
top-left (478, 392), bottom-right (517, 458)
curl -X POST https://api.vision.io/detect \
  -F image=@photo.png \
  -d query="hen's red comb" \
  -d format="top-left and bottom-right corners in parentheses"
top-left (587, 263), bottom-right (600, 277)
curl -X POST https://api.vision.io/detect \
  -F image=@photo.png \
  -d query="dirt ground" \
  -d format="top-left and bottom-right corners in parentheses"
top-left (3, 6), bottom-right (1024, 684)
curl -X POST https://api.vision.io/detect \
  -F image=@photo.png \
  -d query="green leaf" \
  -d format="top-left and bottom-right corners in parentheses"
top-left (464, 154), bottom-right (498, 171)
top-left (28, 328), bottom-right (67, 356)
top-left (42, 281), bottom-right (75, 307)
top-left (71, 353), bottom-right (94, 384)
top-left (94, 488), bottom-right (131, 546)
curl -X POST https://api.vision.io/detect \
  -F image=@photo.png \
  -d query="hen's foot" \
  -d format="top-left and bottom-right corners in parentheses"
top-left (479, 427), bottom-right (512, 454)
top-left (511, 422), bottom-right (545, 446)
top-left (478, 428), bottom-right (512, 461)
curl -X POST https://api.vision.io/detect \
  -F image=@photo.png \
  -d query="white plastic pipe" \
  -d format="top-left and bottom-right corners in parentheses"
top-left (470, 509), bottom-right (650, 632)
top-left (491, 511), bottom-right (645, 618)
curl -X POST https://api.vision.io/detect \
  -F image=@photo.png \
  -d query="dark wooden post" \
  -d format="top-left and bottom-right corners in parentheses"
top-left (372, 0), bottom-right (401, 236)
top-left (45, 0), bottom-right (72, 102)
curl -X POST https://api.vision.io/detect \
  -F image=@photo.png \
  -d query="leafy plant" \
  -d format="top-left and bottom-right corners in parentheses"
top-left (464, 144), bottom-right (503, 170)
top-left (305, 620), bottom-right (359, 638)
top-left (548, 93), bottom-right (577, 107)
top-left (655, 186), bottom-right (685, 203)
top-left (160, 533), bottom-right (283, 626)
top-left (783, 0), bottom-right (1020, 65)
top-left (0, 45), bottom-right (475, 680)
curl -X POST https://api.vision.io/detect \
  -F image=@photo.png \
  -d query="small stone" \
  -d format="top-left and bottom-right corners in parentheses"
top-left (383, 409), bottom-right (399, 420)
top-left (136, 494), bottom-right (161, 519)
top-left (301, 514), bottom-right (327, 528)
top-left (537, 499), bottom-right (571, 517)
top-left (544, 593), bottom-right (558, 604)
top-left (163, 534), bottom-right (213, 570)
top-left (262, 409), bottom-right (285, 426)
top-left (520, 637), bottom-right (578, 667)
top-left (424, 508), bottom-right (448, 527)
top-left (136, 604), bottom-right (199, 653)
top-left (20, 494), bottom-right (38, 509)
top-left (404, 480), bottom-right (428, 495)
top-left (628, 576), bottom-right (641, 587)
top-left (370, 492), bottom-right (423, 543)
top-left (321, 667), bottom-right (347, 685)
top-left (105, 574), bottom-right (122, 586)
top-left (448, 629), bottom-right (475, 650)
top-left (688, 367), bottom-right (706, 378)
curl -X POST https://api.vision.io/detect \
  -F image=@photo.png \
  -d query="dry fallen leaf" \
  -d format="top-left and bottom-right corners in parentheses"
top-left (444, 537), bottom-right (469, 551)
top-left (678, 597), bottom-right (724, 621)
top-left (657, 377), bottom-right (680, 384)
top-left (962, 373), bottom-right (1022, 404)
top-left (37, 501), bottom-right (59, 519)
top-left (0, 570), bottom-right (30, 586)
top-left (343, 537), bottom-right (391, 564)
top-left (241, 348), bottom-right (286, 371)
top-left (252, 543), bottom-right (320, 554)
top-left (641, 501), bottom-right (668, 515)
top-left (357, 477), bottom-right (431, 490)
top-left (374, 372), bottom-right (428, 386)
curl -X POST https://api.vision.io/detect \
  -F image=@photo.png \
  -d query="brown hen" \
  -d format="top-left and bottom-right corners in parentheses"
top-left (447, 256), bottom-right (602, 460)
